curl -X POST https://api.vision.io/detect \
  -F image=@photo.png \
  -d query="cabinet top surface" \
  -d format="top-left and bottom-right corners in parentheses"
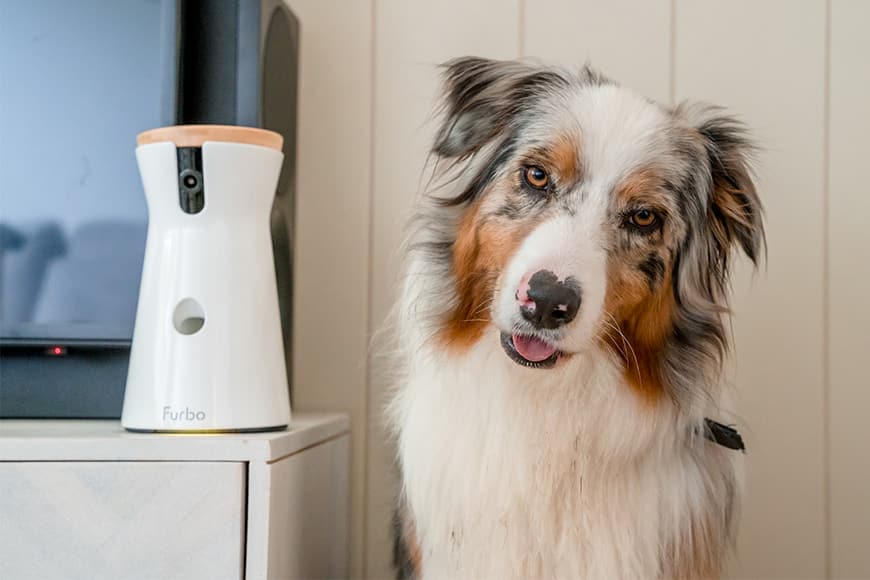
top-left (0, 413), bottom-right (349, 462)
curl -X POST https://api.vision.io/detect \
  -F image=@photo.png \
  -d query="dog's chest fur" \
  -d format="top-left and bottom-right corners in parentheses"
top-left (391, 330), bottom-right (739, 580)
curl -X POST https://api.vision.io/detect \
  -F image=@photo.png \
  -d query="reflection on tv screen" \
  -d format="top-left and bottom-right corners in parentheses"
top-left (0, 220), bottom-right (146, 341)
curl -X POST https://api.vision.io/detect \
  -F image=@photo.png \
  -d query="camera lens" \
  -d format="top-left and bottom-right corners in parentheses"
top-left (179, 168), bottom-right (202, 193)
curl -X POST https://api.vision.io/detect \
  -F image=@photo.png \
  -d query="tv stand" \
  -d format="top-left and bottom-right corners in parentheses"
top-left (0, 414), bottom-right (349, 579)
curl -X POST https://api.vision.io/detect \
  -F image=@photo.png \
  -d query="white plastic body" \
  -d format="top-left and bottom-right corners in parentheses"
top-left (121, 140), bottom-right (290, 431)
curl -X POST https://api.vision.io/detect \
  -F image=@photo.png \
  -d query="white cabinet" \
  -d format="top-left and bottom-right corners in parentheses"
top-left (0, 415), bottom-right (349, 580)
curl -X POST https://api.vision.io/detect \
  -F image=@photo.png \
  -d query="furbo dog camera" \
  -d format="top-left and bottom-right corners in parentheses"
top-left (122, 125), bottom-right (290, 432)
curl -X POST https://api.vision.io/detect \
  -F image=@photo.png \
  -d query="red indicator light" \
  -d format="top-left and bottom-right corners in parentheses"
top-left (47, 346), bottom-right (66, 356)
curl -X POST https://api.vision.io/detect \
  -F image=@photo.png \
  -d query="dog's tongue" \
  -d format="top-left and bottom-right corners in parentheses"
top-left (512, 334), bottom-right (557, 362)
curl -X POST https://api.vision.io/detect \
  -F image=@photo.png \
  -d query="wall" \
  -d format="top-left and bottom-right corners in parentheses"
top-left (287, 1), bottom-right (870, 578)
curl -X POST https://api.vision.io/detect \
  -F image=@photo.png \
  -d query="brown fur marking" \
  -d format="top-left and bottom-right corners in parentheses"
top-left (709, 161), bottom-right (758, 255)
top-left (404, 524), bottom-right (423, 576)
top-left (439, 200), bottom-right (534, 350)
top-left (603, 264), bottom-right (675, 402)
top-left (615, 166), bottom-right (668, 207)
top-left (547, 133), bottom-right (582, 184)
top-left (394, 503), bottom-right (423, 579)
top-left (603, 167), bottom-right (677, 402)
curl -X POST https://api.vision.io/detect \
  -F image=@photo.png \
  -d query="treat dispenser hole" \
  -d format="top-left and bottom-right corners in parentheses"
top-left (173, 298), bottom-right (205, 335)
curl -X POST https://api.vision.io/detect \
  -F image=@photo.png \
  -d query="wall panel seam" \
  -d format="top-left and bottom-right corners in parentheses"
top-left (669, 0), bottom-right (676, 105)
top-left (822, 0), bottom-right (832, 577)
top-left (518, 0), bottom-right (526, 57)
top-left (363, 0), bottom-right (379, 575)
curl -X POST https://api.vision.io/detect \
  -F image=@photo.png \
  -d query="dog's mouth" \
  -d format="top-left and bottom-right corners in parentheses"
top-left (500, 332), bottom-right (561, 369)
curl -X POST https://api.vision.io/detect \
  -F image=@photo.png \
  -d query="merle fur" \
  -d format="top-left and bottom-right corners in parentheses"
top-left (662, 103), bottom-right (765, 408)
top-left (639, 253), bottom-right (666, 287)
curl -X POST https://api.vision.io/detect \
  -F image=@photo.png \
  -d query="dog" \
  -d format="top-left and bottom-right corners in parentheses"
top-left (386, 57), bottom-right (764, 579)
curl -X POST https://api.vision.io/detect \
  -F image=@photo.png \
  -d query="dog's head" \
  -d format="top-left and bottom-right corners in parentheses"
top-left (414, 57), bottom-right (764, 403)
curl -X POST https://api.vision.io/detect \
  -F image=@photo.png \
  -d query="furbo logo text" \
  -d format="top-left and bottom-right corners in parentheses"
top-left (163, 406), bottom-right (206, 422)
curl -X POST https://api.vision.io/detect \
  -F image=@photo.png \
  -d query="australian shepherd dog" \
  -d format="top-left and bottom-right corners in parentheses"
top-left (386, 57), bottom-right (764, 579)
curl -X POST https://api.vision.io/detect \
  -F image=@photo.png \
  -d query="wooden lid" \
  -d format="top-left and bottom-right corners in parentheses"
top-left (137, 125), bottom-right (283, 151)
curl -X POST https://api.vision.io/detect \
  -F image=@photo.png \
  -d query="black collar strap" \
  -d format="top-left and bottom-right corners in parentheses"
top-left (703, 418), bottom-right (745, 452)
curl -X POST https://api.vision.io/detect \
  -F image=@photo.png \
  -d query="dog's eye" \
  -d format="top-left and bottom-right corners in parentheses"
top-left (523, 166), bottom-right (550, 191)
top-left (628, 209), bottom-right (660, 229)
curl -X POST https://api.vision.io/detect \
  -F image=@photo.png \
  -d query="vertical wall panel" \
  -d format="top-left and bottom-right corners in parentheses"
top-left (283, 1), bottom-right (372, 577)
top-left (829, 0), bottom-right (870, 576)
top-left (367, 1), bottom-right (521, 576)
top-left (523, 0), bottom-right (672, 103)
top-left (675, 2), bottom-right (827, 577)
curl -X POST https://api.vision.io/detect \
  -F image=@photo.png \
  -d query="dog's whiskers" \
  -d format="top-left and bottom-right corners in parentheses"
top-left (602, 312), bottom-right (642, 386)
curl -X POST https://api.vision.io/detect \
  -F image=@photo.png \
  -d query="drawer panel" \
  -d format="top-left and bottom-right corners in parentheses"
top-left (0, 461), bottom-right (245, 580)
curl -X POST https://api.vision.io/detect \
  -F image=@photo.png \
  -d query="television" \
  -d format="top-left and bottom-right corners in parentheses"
top-left (0, 0), bottom-right (299, 418)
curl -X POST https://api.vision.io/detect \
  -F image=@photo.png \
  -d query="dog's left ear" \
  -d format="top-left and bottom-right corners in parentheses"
top-left (681, 106), bottom-right (765, 272)
top-left (668, 107), bottom-right (766, 373)
top-left (699, 112), bottom-right (765, 267)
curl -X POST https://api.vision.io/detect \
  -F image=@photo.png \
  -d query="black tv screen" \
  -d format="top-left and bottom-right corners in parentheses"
top-left (0, 0), bottom-right (176, 344)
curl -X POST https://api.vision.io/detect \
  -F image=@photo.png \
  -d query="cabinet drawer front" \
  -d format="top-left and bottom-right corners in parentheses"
top-left (0, 461), bottom-right (245, 580)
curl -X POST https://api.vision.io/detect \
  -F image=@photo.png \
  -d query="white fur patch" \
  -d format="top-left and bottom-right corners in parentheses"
top-left (388, 323), bottom-right (739, 579)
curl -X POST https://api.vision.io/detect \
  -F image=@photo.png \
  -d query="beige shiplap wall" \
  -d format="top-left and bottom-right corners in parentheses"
top-left (286, 1), bottom-right (869, 578)
top-left (828, 2), bottom-right (870, 578)
top-left (284, 1), bottom-right (372, 574)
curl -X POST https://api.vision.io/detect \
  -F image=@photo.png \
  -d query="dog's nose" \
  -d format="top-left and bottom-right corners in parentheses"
top-left (519, 270), bottom-right (581, 329)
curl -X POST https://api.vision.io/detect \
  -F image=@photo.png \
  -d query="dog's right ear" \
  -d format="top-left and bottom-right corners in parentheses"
top-left (434, 57), bottom-right (562, 159)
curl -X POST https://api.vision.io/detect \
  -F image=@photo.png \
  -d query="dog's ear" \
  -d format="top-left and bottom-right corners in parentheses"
top-left (694, 110), bottom-right (765, 268)
top-left (433, 57), bottom-right (564, 159)
top-left (671, 104), bottom-right (765, 309)
top-left (666, 107), bottom-right (766, 382)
